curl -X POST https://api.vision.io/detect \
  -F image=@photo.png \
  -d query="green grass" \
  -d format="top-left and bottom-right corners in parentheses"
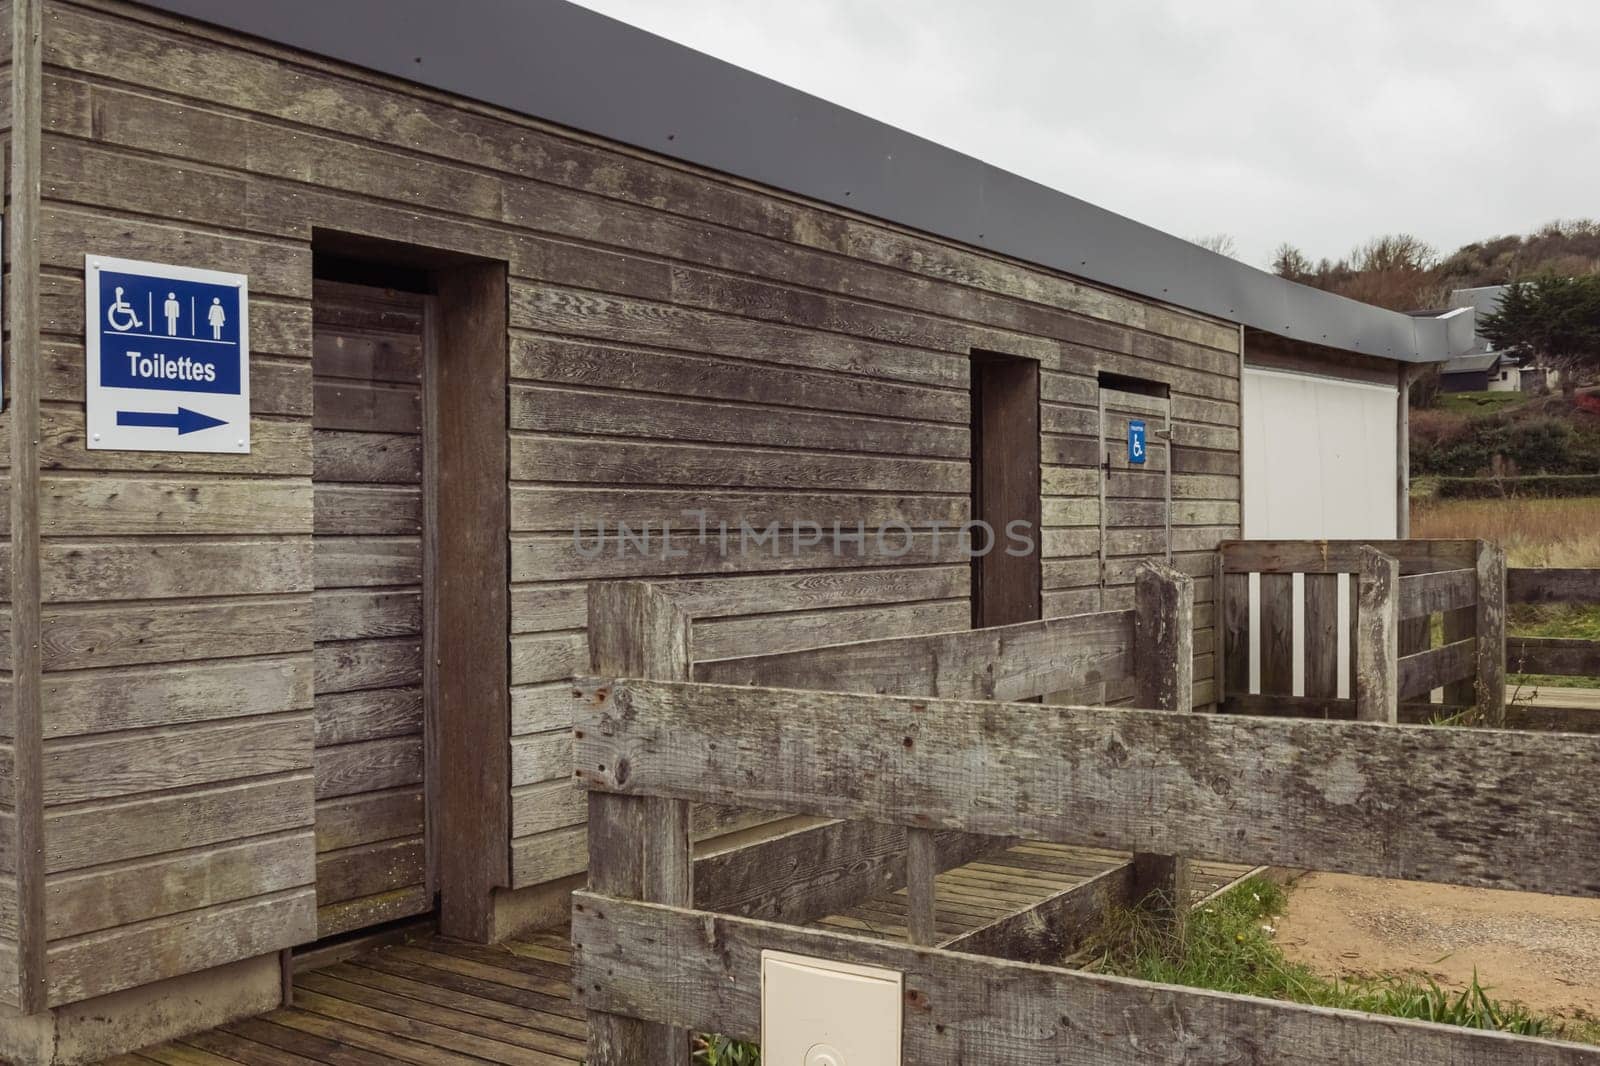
top-left (1438, 390), bottom-right (1530, 415)
top-left (1082, 877), bottom-right (1587, 1041)
top-left (694, 1033), bottom-right (759, 1065)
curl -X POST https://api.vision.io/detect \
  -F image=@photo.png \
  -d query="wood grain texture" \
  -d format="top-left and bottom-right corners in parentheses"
top-left (694, 609), bottom-right (1134, 702)
top-left (574, 678), bottom-right (1600, 897)
top-left (1476, 541), bottom-right (1507, 725)
top-left (1398, 638), bottom-right (1476, 701)
top-left (10, 0), bottom-right (44, 1012)
top-left (583, 582), bottom-right (692, 1065)
top-left (1399, 567), bottom-right (1476, 621)
top-left (1509, 567), bottom-right (1600, 605)
top-left (431, 264), bottom-right (510, 941)
top-left (1221, 539), bottom-right (1477, 575)
top-left (1130, 561), bottom-right (1193, 928)
top-left (1355, 548), bottom-right (1399, 723)
top-left (1302, 573), bottom-right (1340, 700)
top-left (311, 281), bottom-right (433, 941)
top-left (573, 893), bottom-right (1600, 1065)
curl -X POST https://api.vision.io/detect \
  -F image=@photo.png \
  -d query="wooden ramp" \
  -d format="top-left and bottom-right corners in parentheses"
top-left (114, 847), bottom-right (1259, 1064)
top-left (817, 841), bottom-right (1254, 952)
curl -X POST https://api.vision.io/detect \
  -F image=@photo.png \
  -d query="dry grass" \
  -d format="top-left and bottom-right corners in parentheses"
top-left (1410, 497), bottom-right (1600, 568)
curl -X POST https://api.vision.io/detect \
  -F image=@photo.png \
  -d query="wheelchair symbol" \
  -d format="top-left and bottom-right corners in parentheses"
top-left (106, 287), bottom-right (142, 332)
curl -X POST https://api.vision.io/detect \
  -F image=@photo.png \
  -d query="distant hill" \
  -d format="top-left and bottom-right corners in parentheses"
top-left (1270, 220), bottom-right (1600, 312)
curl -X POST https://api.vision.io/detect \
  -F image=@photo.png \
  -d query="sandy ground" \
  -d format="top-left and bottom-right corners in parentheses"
top-left (1276, 872), bottom-right (1600, 1020)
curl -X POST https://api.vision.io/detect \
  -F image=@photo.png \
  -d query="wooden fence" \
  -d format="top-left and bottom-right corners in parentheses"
top-left (573, 587), bottom-right (1600, 1063)
top-left (1504, 567), bottom-right (1600, 732)
top-left (572, 564), bottom-right (1600, 1064)
top-left (1216, 539), bottom-right (1506, 724)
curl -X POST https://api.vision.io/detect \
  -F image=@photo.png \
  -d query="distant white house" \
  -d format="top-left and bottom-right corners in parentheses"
top-left (1438, 285), bottom-right (1563, 394)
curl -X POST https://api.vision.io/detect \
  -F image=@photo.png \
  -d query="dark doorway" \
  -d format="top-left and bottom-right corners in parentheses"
top-left (970, 353), bottom-right (1041, 629)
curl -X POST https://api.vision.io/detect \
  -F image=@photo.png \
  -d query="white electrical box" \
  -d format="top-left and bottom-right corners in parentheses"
top-left (760, 950), bottom-right (902, 1065)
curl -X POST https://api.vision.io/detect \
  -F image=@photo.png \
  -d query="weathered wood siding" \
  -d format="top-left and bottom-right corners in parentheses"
top-left (310, 281), bottom-right (430, 937)
top-left (29, 0), bottom-right (1239, 1000)
top-left (0, 0), bottom-right (20, 1010)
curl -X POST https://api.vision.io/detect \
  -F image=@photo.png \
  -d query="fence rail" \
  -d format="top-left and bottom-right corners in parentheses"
top-left (574, 564), bottom-right (1600, 1065)
top-left (1503, 566), bottom-right (1600, 733)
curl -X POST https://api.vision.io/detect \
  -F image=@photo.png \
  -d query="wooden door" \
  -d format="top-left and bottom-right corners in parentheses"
top-left (310, 279), bottom-right (433, 938)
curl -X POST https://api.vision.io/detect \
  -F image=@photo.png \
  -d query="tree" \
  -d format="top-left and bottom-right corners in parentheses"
top-left (1478, 274), bottom-right (1600, 398)
top-left (1337, 234), bottom-right (1443, 311)
top-left (1191, 233), bottom-right (1239, 259)
top-left (1270, 242), bottom-right (1313, 281)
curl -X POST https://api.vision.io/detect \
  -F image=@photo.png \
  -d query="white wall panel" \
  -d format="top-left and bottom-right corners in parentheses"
top-left (1241, 367), bottom-right (1400, 697)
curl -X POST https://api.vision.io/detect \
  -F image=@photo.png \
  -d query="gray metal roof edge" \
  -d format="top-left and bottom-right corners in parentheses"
top-left (140, 0), bottom-right (1458, 363)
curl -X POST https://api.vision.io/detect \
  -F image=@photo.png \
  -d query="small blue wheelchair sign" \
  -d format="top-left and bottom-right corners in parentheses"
top-left (86, 255), bottom-right (250, 453)
top-left (1128, 419), bottom-right (1147, 465)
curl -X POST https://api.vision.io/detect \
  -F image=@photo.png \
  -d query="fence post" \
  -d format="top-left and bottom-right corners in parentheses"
top-left (1131, 560), bottom-right (1193, 932)
top-left (1355, 547), bottom-right (1399, 724)
top-left (1474, 540), bottom-right (1507, 727)
top-left (585, 581), bottom-right (693, 1066)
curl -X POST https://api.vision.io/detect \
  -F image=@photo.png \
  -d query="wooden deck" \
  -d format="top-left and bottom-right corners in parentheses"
top-left (112, 846), bottom-right (1259, 1065)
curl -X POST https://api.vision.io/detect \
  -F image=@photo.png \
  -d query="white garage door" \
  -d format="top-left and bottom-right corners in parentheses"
top-left (1242, 367), bottom-right (1398, 539)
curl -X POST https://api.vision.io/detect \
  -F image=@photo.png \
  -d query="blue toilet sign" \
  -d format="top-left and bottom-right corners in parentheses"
top-left (1128, 419), bottom-right (1147, 464)
top-left (86, 255), bottom-right (250, 453)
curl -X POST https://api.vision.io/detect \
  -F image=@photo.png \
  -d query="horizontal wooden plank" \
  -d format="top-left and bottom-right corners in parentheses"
top-left (45, 773), bottom-right (313, 873)
top-left (1221, 540), bottom-right (1478, 575)
top-left (694, 609), bottom-right (1134, 702)
top-left (511, 335), bottom-right (965, 423)
top-left (573, 894), bottom-right (1600, 1065)
top-left (316, 885), bottom-right (432, 940)
top-left (314, 636), bottom-right (422, 700)
top-left (40, 475), bottom-right (311, 535)
top-left (1397, 638), bottom-right (1477, 701)
top-left (315, 736), bottom-right (423, 800)
top-left (512, 436), bottom-right (968, 493)
top-left (315, 687), bottom-right (423, 747)
top-left (314, 589), bottom-right (420, 643)
top-left (37, 655), bottom-right (312, 739)
top-left (511, 384), bottom-right (967, 458)
top-left (313, 379), bottom-right (421, 434)
top-left (316, 837), bottom-right (424, 906)
top-left (1399, 568), bottom-right (1476, 621)
top-left (315, 536), bottom-right (422, 588)
top-left (1508, 568), bottom-right (1600, 605)
top-left (510, 486), bottom-right (967, 535)
top-left (45, 830), bottom-right (314, 940)
top-left (43, 714), bottom-right (311, 804)
top-left (575, 678), bottom-right (1600, 897)
top-left (47, 887), bottom-right (316, 1006)
top-left (314, 430), bottom-right (423, 484)
top-left (512, 529), bottom-right (965, 582)
top-left (314, 787), bottom-right (424, 853)
top-left (315, 485), bottom-right (422, 536)
top-left (41, 598), bottom-right (311, 670)
top-left (1509, 637), bottom-right (1600, 678)
top-left (41, 539), bottom-right (311, 603)
top-left (511, 567), bottom-right (969, 634)
top-left (694, 600), bottom-right (969, 662)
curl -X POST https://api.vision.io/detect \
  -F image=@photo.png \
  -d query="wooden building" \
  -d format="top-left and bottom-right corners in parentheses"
top-left (0, 0), bottom-right (1462, 1059)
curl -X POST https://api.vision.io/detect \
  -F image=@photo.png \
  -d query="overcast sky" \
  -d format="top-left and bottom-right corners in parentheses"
top-left (571, 0), bottom-right (1597, 269)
